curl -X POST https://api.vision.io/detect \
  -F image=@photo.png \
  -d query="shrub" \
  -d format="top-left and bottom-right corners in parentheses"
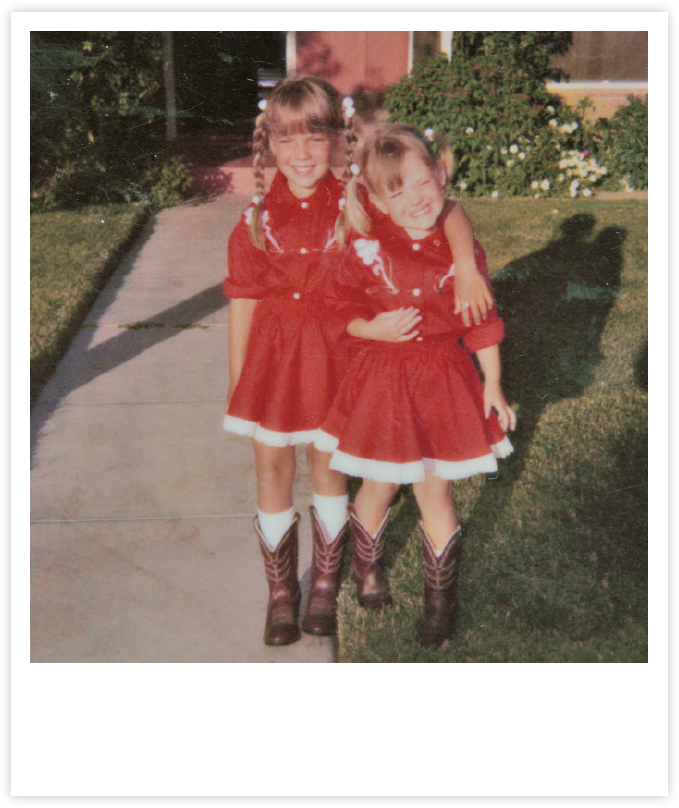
top-left (594, 95), bottom-right (648, 191)
top-left (382, 33), bottom-right (633, 199)
top-left (31, 32), bottom-right (193, 210)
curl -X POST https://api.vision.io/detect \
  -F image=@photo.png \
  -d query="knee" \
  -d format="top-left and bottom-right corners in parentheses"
top-left (361, 479), bottom-right (399, 506)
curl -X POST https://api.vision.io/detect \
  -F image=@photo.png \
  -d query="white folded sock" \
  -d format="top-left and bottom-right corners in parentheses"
top-left (257, 507), bottom-right (295, 551)
top-left (313, 493), bottom-right (349, 542)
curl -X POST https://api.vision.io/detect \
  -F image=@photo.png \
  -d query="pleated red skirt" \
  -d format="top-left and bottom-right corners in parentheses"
top-left (316, 336), bottom-right (513, 483)
top-left (224, 297), bottom-right (348, 446)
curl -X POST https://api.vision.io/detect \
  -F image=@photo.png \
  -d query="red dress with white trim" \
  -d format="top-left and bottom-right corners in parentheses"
top-left (223, 170), bottom-right (347, 447)
top-left (315, 210), bottom-right (513, 484)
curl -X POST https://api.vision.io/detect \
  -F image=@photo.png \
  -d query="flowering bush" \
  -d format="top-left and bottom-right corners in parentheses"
top-left (383, 36), bottom-right (645, 198)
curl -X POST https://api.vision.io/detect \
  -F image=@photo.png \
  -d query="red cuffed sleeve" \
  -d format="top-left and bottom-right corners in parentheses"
top-left (223, 214), bottom-right (268, 300)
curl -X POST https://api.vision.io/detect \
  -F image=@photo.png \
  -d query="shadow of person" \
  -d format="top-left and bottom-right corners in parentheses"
top-left (497, 214), bottom-right (625, 455)
top-left (462, 214), bottom-right (626, 537)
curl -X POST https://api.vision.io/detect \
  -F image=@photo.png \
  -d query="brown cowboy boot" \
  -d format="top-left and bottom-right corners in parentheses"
top-left (348, 504), bottom-right (393, 610)
top-left (301, 506), bottom-right (347, 636)
top-left (420, 522), bottom-right (462, 648)
top-left (254, 513), bottom-right (302, 646)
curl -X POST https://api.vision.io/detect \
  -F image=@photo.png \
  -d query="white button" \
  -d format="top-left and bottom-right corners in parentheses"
top-left (300, 248), bottom-right (307, 254)
top-left (416, 336), bottom-right (424, 341)
top-left (412, 243), bottom-right (420, 251)
top-left (293, 293), bottom-right (301, 299)
top-left (412, 288), bottom-right (421, 297)
top-left (301, 201), bottom-right (309, 208)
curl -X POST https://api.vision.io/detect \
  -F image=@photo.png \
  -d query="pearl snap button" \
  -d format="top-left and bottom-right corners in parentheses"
top-left (416, 336), bottom-right (424, 341)
top-left (412, 288), bottom-right (421, 296)
top-left (412, 243), bottom-right (420, 251)
top-left (300, 248), bottom-right (307, 254)
top-left (293, 293), bottom-right (301, 299)
top-left (301, 201), bottom-right (308, 208)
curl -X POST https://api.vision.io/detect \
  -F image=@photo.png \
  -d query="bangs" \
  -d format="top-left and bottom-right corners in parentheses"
top-left (364, 133), bottom-right (436, 195)
top-left (267, 81), bottom-right (342, 137)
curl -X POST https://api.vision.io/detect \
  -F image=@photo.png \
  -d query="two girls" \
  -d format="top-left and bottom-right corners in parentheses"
top-left (224, 76), bottom-right (500, 647)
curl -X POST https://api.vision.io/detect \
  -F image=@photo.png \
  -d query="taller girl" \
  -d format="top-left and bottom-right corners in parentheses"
top-left (223, 77), bottom-right (354, 645)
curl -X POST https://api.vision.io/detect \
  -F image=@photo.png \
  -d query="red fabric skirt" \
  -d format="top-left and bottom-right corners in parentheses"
top-left (315, 336), bottom-right (512, 483)
top-left (224, 297), bottom-right (348, 446)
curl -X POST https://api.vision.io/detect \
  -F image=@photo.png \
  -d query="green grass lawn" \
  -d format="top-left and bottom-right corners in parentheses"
top-left (337, 198), bottom-right (648, 663)
top-left (30, 203), bottom-right (150, 404)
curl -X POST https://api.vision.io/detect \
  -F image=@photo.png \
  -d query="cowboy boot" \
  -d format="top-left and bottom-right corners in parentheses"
top-left (254, 513), bottom-right (302, 646)
top-left (301, 506), bottom-right (347, 636)
top-left (348, 504), bottom-right (393, 610)
top-left (420, 522), bottom-right (462, 649)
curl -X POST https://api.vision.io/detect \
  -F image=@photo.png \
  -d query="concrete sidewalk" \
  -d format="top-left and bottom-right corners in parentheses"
top-left (30, 187), bottom-right (335, 663)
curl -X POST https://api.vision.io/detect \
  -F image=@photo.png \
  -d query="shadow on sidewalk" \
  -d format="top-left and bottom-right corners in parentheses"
top-left (31, 283), bottom-right (228, 465)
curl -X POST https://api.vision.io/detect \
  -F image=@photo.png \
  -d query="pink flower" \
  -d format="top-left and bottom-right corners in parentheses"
top-left (583, 150), bottom-right (590, 157)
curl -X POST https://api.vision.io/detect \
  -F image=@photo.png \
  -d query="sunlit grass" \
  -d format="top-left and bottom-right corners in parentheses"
top-left (30, 203), bottom-right (150, 403)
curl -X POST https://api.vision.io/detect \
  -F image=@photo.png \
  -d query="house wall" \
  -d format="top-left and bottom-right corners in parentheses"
top-left (294, 31), bottom-right (410, 93)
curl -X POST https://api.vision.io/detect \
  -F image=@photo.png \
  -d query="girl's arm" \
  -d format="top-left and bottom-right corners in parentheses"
top-left (475, 345), bottom-right (517, 432)
top-left (225, 297), bottom-right (258, 412)
top-left (442, 200), bottom-right (494, 326)
top-left (347, 307), bottom-right (422, 342)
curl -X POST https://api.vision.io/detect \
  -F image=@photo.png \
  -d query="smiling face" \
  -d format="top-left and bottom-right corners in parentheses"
top-left (269, 131), bottom-right (335, 199)
top-left (369, 150), bottom-right (447, 239)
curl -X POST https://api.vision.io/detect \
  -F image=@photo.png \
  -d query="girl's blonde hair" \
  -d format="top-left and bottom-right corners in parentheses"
top-left (337, 123), bottom-right (454, 247)
top-left (248, 76), bottom-right (355, 249)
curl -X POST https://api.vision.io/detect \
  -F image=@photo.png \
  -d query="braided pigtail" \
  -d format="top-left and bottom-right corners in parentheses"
top-left (336, 96), bottom-right (367, 249)
top-left (248, 112), bottom-right (268, 251)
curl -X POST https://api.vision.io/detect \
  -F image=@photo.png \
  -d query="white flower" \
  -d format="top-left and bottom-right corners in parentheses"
top-left (354, 239), bottom-right (381, 266)
top-left (531, 180), bottom-right (540, 189)
top-left (510, 144), bottom-right (519, 154)
top-left (571, 121), bottom-right (579, 130)
top-left (547, 105), bottom-right (555, 113)
top-left (459, 181), bottom-right (468, 190)
top-left (465, 127), bottom-right (474, 135)
top-left (507, 159), bottom-right (515, 167)
top-left (519, 152), bottom-right (526, 160)
top-left (569, 179), bottom-right (580, 198)
top-left (558, 174), bottom-right (565, 182)
top-left (500, 147), bottom-right (508, 155)
top-left (582, 187), bottom-right (593, 197)
top-left (540, 179), bottom-right (551, 191)
top-left (491, 190), bottom-right (499, 198)
top-left (561, 123), bottom-right (573, 134)
top-left (549, 118), bottom-right (558, 128)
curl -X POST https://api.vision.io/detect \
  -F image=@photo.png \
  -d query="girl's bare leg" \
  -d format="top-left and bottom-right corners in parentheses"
top-left (252, 440), bottom-right (296, 513)
top-left (354, 478), bottom-right (399, 535)
top-left (306, 445), bottom-right (347, 497)
top-left (412, 475), bottom-right (459, 553)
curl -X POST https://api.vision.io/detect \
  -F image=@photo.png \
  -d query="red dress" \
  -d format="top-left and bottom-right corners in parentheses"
top-left (315, 210), bottom-right (513, 484)
top-left (223, 170), bottom-right (347, 446)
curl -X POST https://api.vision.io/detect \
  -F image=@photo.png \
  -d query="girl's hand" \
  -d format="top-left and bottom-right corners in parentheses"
top-left (483, 381), bottom-right (517, 432)
top-left (454, 270), bottom-right (495, 327)
top-left (349, 308), bottom-right (422, 342)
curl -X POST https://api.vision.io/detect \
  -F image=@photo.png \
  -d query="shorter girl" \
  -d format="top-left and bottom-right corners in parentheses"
top-left (317, 124), bottom-right (516, 648)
